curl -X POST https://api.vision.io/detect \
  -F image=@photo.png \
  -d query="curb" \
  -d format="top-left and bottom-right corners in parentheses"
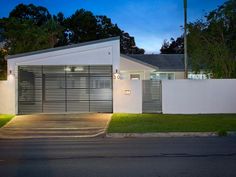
top-left (0, 131), bottom-right (106, 140)
top-left (106, 132), bottom-right (236, 138)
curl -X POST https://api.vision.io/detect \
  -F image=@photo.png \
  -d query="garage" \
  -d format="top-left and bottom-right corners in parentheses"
top-left (18, 65), bottom-right (113, 114)
top-left (2, 37), bottom-right (120, 115)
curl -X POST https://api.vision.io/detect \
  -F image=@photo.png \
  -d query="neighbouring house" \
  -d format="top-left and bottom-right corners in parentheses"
top-left (121, 54), bottom-right (208, 80)
top-left (0, 37), bottom-right (235, 115)
top-left (120, 54), bottom-right (185, 80)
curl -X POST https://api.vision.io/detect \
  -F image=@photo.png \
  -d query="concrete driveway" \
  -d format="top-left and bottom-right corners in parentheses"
top-left (0, 113), bottom-right (111, 139)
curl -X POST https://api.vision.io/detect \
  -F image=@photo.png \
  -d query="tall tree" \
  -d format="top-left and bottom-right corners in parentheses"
top-left (0, 17), bottom-right (62, 54)
top-left (160, 37), bottom-right (184, 54)
top-left (1, 4), bottom-right (144, 55)
top-left (9, 3), bottom-right (51, 26)
top-left (0, 48), bottom-right (7, 80)
top-left (96, 15), bottom-right (122, 38)
top-left (188, 0), bottom-right (236, 78)
top-left (64, 9), bottom-right (98, 43)
top-left (1, 4), bottom-right (63, 54)
top-left (63, 9), bottom-right (144, 54)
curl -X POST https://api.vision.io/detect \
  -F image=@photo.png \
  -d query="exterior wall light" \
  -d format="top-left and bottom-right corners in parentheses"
top-left (113, 69), bottom-right (120, 80)
top-left (75, 66), bottom-right (84, 72)
top-left (124, 90), bottom-right (131, 95)
top-left (65, 66), bottom-right (84, 72)
top-left (9, 70), bottom-right (14, 76)
top-left (64, 66), bottom-right (71, 72)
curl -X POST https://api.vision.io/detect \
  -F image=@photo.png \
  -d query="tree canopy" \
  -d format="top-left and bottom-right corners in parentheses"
top-left (188, 0), bottom-right (236, 78)
top-left (160, 0), bottom-right (236, 78)
top-left (160, 37), bottom-right (184, 54)
top-left (0, 3), bottom-right (144, 56)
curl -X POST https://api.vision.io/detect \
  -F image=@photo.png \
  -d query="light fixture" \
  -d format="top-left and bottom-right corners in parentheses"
top-left (65, 66), bottom-right (84, 72)
top-left (113, 69), bottom-right (120, 80)
top-left (64, 66), bottom-right (71, 72)
top-left (75, 66), bottom-right (84, 72)
top-left (9, 69), bottom-right (14, 76)
top-left (124, 90), bottom-right (131, 95)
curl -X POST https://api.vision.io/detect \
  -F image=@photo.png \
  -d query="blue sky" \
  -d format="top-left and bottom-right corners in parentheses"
top-left (0, 0), bottom-right (227, 53)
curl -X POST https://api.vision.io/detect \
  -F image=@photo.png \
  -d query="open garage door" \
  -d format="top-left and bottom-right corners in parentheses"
top-left (18, 65), bottom-right (113, 114)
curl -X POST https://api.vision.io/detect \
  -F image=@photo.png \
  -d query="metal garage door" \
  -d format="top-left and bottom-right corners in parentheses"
top-left (18, 65), bottom-right (113, 114)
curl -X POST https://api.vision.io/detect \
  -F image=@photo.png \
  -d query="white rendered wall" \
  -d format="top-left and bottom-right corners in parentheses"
top-left (8, 39), bottom-right (120, 73)
top-left (162, 79), bottom-right (236, 114)
top-left (0, 75), bottom-right (16, 114)
top-left (113, 80), bottom-right (142, 113)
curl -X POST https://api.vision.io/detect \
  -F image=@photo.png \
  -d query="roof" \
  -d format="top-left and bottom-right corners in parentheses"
top-left (7, 37), bottom-right (120, 59)
top-left (120, 54), bottom-right (158, 70)
top-left (125, 54), bottom-right (185, 71)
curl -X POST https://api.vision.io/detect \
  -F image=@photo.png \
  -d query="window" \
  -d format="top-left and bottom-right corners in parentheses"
top-left (150, 72), bottom-right (175, 80)
top-left (130, 74), bottom-right (140, 80)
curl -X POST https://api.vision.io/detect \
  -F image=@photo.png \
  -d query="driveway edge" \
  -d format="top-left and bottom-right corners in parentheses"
top-left (106, 132), bottom-right (236, 138)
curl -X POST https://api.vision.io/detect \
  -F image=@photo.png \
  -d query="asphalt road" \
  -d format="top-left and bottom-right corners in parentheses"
top-left (0, 137), bottom-right (236, 177)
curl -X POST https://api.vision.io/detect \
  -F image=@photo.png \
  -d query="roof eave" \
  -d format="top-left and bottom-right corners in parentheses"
top-left (7, 37), bottom-right (120, 60)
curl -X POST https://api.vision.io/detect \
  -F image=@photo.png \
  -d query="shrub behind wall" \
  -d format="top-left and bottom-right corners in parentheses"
top-left (0, 58), bottom-right (7, 80)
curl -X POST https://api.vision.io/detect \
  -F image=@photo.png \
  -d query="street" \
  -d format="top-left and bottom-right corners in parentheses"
top-left (0, 137), bottom-right (236, 177)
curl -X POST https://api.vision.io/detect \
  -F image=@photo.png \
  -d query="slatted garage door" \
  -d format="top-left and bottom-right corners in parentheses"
top-left (18, 65), bottom-right (113, 114)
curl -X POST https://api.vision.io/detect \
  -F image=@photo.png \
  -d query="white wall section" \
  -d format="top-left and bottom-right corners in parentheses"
top-left (113, 80), bottom-right (142, 113)
top-left (162, 79), bottom-right (236, 114)
top-left (0, 76), bottom-right (16, 114)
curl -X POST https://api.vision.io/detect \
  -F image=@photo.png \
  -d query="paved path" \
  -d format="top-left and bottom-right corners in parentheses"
top-left (0, 137), bottom-right (236, 177)
top-left (0, 113), bottom-right (111, 139)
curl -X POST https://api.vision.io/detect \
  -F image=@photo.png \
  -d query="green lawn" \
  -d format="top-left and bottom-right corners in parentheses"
top-left (0, 114), bottom-right (14, 128)
top-left (108, 114), bottom-right (236, 133)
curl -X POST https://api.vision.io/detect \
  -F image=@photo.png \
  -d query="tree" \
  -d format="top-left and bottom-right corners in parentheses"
top-left (42, 18), bottom-right (64, 47)
top-left (64, 9), bottom-right (98, 43)
top-left (188, 0), bottom-right (236, 78)
top-left (54, 12), bottom-right (65, 25)
top-left (160, 37), bottom-right (184, 54)
top-left (63, 9), bottom-right (144, 54)
top-left (0, 48), bottom-right (7, 80)
top-left (1, 4), bottom-right (63, 54)
top-left (120, 32), bottom-right (145, 54)
top-left (96, 15), bottom-right (121, 38)
top-left (0, 18), bottom-right (58, 54)
top-left (9, 3), bottom-right (51, 26)
top-left (1, 4), bottom-right (144, 55)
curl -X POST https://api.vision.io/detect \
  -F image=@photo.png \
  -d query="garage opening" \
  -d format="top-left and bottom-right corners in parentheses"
top-left (18, 65), bottom-right (113, 114)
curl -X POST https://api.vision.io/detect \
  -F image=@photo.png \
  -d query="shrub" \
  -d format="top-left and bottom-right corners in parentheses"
top-left (218, 130), bottom-right (227, 137)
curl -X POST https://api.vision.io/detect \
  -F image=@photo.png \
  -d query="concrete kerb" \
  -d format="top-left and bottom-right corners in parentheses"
top-left (106, 132), bottom-right (236, 138)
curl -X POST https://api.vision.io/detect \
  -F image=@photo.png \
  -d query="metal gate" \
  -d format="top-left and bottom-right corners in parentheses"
top-left (18, 65), bottom-right (113, 114)
top-left (142, 80), bottom-right (162, 113)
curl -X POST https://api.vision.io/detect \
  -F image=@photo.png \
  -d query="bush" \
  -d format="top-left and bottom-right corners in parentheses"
top-left (218, 130), bottom-right (228, 137)
top-left (0, 49), bottom-right (7, 80)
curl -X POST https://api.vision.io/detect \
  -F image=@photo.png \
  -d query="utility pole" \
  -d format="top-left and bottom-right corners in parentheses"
top-left (184, 0), bottom-right (188, 79)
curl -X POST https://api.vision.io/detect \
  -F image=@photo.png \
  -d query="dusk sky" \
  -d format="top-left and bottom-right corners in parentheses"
top-left (0, 0), bottom-right (227, 53)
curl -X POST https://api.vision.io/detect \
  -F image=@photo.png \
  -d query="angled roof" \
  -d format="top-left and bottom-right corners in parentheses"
top-left (120, 54), bottom-right (158, 70)
top-left (7, 37), bottom-right (120, 59)
top-left (125, 54), bottom-right (185, 71)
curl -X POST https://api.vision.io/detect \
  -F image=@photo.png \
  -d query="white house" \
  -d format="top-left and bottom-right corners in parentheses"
top-left (0, 37), bottom-right (183, 115)
top-left (1, 37), bottom-right (236, 115)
